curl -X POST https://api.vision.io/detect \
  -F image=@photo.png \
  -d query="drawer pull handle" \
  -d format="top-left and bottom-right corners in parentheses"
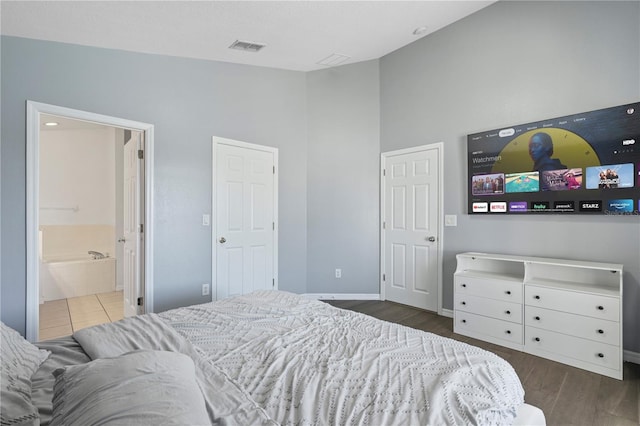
top-left (534, 316), bottom-right (541, 321)
top-left (597, 329), bottom-right (604, 334)
top-left (462, 319), bottom-right (466, 323)
top-left (461, 301), bottom-right (466, 305)
top-left (505, 310), bottom-right (511, 315)
top-left (597, 305), bottom-right (604, 311)
top-left (534, 337), bottom-right (540, 342)
top-left (534, 295), bottom-right (541, 300)
top-left (506, 330), bottom-right (511, 334)
top-left (597, 353), bottom-right (604, 358)
top-left (462, 284), bottom-right (467, 287)
top-left (505, 290), bottom-right (511, 295)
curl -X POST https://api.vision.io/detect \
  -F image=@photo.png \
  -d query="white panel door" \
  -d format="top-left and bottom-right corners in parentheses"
top-left (215, 141), bottom-right (276, 299)
top-left (383, 147), bottom-right (440, 311)
top-left (123, 131), bottom-right (144, 317)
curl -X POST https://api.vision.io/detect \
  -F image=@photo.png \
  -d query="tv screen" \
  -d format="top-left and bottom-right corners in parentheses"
top-left (467, 102), bottom-right (640, 215)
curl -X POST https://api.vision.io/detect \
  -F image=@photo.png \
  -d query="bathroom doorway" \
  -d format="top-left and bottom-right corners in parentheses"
top-left (38, 116), bottom-right (125, 339)
top-left (26, 101), bottom-right (154, 342)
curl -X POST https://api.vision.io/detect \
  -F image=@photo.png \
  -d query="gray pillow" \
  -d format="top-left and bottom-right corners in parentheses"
top-left (50, 350), bottom-right (211, 425)
top-left (0, 321), bottom-right (50, 426)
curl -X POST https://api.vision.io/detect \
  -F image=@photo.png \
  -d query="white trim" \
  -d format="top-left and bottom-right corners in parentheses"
top-left (211, 136), bottom-right (279, 301)
top-left (624, 350), bottom-right (640, 365)
top-left (379, 153), bottom-right (386, 302)
top-left (380, 143), bottom-right (445, 315)
top-left (26, 101), bottom-right (155, 342)
top-left (303, 293), bottom-right (381, 301)
top-left (435, 142), bottom-right (444, 316)
top-left (142, 126), bottom-right (155, 315)
top-left (441, 308), bottom-right (454, 318)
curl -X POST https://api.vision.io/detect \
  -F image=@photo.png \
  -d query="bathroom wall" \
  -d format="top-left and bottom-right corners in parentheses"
top-left (40, 126), bottom-right (116, 227)
top-left (39, 125), bottom-right (119, 300)
top-left (39, 225), bottom-right (114, 261)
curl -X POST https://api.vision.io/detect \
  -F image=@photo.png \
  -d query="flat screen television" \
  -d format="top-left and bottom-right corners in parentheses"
top-left (467, 102), bottom-right (640, 215)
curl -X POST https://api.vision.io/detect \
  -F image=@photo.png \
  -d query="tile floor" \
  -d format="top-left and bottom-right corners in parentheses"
top-left (39, 291), bottom-right (124, 341)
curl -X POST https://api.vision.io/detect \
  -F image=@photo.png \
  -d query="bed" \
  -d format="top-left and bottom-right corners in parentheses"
top-left (2, 290), bottom-right (545, 425)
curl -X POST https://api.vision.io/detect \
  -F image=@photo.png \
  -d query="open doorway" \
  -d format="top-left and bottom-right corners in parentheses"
top-left (26, 101), bottom-right (154, 342)
top-left (38, 115), bottom-right (125, 339)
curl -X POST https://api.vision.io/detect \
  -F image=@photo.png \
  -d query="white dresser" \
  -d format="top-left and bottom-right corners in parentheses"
top-left (453, 252), bottom-right (623, 380)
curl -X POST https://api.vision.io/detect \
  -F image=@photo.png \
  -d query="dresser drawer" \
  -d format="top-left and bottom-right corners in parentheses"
top-left (525, 285), bottom-right (619, 322)
top-left (454, 275), bottom-right (522, 303)
top-left (454, 293), bottom-right (522, 324)
top-left (526, 306), bottom-right (620, 346)
top-left (455, 311), bottom-right (523, 345)
top-left (525, 326), bottom-right (620, 371)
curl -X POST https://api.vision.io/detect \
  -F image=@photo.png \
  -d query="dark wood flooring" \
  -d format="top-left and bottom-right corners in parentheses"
top-left (326, 300), bottom-right (640, 426)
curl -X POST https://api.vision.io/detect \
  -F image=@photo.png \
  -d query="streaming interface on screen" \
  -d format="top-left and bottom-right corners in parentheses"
top-left (467, 102), bottom-right (640, 215)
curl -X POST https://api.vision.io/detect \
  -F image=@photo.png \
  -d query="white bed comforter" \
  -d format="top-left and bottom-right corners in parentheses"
top-left (156, 291), bottom-right (525, 425)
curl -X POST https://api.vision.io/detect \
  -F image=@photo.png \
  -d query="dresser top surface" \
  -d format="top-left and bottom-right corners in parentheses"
top-left (457, 252), bottom-right (623, 272)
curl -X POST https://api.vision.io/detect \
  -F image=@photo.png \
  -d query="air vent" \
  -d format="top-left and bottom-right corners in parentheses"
top-left (229, 40), bottom-right (266, 53)
top-left (316, 53), bottom-right (351, 67)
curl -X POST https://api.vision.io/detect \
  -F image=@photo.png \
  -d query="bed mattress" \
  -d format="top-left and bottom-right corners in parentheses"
top-left (32, 291), bottom-right (537, 425)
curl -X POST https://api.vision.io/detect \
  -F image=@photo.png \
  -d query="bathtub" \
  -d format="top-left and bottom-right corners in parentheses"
top-left (40, 254), bottom-right (116, 302)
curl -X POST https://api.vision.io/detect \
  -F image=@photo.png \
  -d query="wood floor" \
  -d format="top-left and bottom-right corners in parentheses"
top-left (326, 300), bottom-right (640, 426)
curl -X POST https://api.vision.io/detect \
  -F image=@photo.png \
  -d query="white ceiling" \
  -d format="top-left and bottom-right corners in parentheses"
top-left (1, 1), bottom-right (495, 72)
top-left (40, 114), bottom-right (109, 131)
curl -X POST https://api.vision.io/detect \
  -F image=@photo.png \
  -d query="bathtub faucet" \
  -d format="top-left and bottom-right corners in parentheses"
top-left (88, 251), bottom-right (106, 260)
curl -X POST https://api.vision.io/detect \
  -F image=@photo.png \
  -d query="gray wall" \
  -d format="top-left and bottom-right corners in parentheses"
top-left (1, 36), bottom-right (308, 334)
top-left (306, 61), bottom-right (380, 294)
top-left (380, 1), bottom-right (640, 352)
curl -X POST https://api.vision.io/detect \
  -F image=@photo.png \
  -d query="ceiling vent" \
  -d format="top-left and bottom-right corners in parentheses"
top-left (316, 53), bottom-right (351, 67)
top-left (229, 40), bottom-right (266, 53)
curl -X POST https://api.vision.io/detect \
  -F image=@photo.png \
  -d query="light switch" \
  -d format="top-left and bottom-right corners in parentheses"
top-left (445, 215), bottom-right (457, 227)
top-left (202, 214), bottom-right (210, 226)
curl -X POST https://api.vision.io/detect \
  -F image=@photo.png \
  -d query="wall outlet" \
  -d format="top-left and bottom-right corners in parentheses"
top-left (202, 283), bottom-right (210, 296)
top-left (335, 268), bottom-right (342, 278)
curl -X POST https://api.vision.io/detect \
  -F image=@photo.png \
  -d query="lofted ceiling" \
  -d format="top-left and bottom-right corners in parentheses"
top-left (1, 1), bottom-right (495, 72)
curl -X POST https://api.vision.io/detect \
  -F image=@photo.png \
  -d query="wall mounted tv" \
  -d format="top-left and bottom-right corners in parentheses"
top-left (467, 102), bottom-right (640, 215)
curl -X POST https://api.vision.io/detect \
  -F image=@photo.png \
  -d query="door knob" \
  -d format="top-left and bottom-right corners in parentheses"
top-left (427, 236), bottom-right (436, 242)
top-left (219, 237), bottom-right (226, 244)
top-left (118, 238), bottom-right (126, 243)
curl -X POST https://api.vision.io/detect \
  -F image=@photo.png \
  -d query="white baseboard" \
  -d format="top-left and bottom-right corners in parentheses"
top-left (303, 293), bottom-right (381, 301)
top-left (440, 308), bottom-right (453, 318)
top-left (624, 350), bottom-right (640, 364)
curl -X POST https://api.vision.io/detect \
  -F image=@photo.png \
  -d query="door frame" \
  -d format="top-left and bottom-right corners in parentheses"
top-left (211, 136), bottom-right (279, 301)
top-left (26, 101), bottom-right (155, 341)
top-left (380, 143), bottom-right (444, 315)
